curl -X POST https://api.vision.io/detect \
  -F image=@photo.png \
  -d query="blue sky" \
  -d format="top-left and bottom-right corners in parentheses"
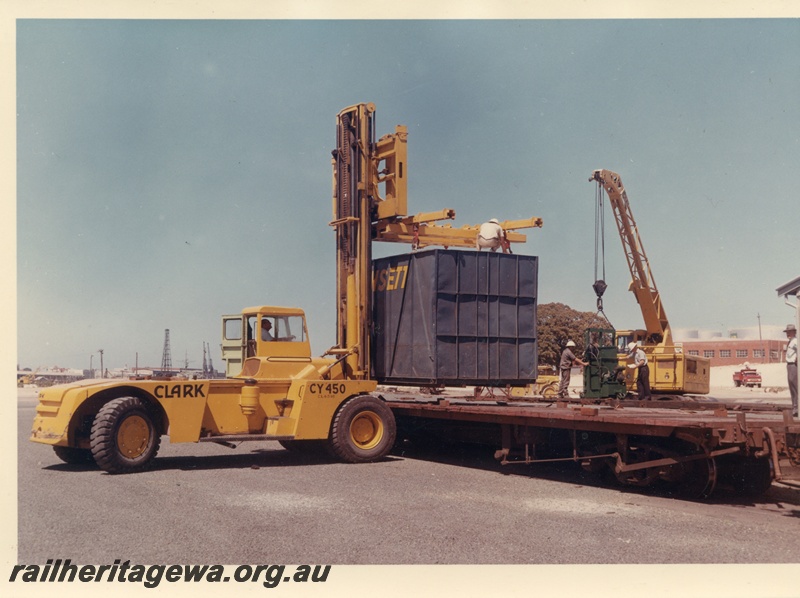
top-left (15, 17), bottom-right (800, 371)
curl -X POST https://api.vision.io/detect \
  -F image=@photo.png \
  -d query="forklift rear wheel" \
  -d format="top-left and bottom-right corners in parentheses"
top-left (329, 395), bottom-right (397, 463)
top-left (90, 397), bottom-right (161, 474)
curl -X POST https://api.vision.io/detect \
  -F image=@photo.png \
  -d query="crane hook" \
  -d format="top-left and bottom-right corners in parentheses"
top-left (593, 279), bottom-right (607, 311)
top-left (592, 279), bottom-right (614, 326)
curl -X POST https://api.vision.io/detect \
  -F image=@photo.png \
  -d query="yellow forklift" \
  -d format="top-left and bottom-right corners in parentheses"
top-left (30, 103), bottom-right (542, 473)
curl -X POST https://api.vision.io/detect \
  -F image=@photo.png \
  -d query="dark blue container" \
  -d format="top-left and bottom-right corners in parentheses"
top-left (372, 249), bottom-right (538, 386)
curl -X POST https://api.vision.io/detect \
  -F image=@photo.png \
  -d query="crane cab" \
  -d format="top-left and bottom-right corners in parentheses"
top-left (614, 329), bottom-right (648, 353)
top-left (612, 329), bottom-right (709, 395)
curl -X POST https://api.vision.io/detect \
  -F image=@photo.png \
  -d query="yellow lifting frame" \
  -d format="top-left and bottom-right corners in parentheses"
top-left (374, 214), bottom-right (543, 248)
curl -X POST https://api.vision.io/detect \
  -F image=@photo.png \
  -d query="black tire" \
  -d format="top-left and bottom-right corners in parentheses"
top-left (328, 395), bottom-right (397, 463)
top-left (53, 445), bottom-right (96, 465)
top-left (90, 397), bottom-right (161, 474)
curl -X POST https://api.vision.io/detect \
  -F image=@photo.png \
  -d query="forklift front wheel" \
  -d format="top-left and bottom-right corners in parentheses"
top-left (329, 395), bottom-right (397, 463)
top-left (90, 396), bottom-right (161, 474)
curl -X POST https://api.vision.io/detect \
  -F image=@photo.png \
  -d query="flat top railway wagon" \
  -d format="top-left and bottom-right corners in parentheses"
top-left (385, 390), bottom-right (800, 499)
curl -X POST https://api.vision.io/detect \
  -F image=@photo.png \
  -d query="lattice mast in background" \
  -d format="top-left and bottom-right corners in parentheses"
top-left (161, 329), bottom-right (172, 372)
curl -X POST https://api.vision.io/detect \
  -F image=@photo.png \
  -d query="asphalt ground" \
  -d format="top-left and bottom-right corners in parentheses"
top-left (16, 389), bottom-right (800, 568)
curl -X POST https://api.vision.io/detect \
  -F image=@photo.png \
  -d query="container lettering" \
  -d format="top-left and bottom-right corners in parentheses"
top-left (373, 265), bottom-right (408, 292)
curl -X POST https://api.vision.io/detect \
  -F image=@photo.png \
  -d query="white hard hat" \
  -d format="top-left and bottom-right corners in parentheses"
top-left (566, 340), bottom-right (576, 347)
top-left (489, 218), bottom-right (499, 224)
top-left (627, 342), bottom-right (637, 352)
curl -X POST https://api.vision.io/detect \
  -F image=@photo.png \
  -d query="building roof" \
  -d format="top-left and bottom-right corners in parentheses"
top-left (673, 325), bottom-right (786, 342)
top-left (776, 275), bottom-right (800, 298)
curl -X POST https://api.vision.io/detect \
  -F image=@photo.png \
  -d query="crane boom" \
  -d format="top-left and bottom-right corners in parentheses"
top-left (590, 169), bottom-right (671, 348)
top-left (588, 168), bottom-right (710, 395)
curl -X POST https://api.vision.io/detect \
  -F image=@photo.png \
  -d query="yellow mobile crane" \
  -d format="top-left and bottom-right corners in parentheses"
top-left (30, 103), bottom-right (541, 473)
top-left (590, 169), bottom-right (710, 395)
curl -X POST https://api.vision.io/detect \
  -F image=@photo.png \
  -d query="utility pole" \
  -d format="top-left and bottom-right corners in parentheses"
top-left (757, 313), bottom-right (764, 364)
top-left (98, 349), bottom-right (104, 379)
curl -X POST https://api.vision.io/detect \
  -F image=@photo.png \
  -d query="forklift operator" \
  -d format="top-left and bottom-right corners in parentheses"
top-left (261, 318), bottom-right (295, 342)
top-left (261, 319), bottom-right (275, 341)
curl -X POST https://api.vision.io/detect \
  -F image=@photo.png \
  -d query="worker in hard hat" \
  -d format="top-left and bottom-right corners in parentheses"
top-left (557, 340), bottom-right (588, 399)
top-left (627, 342), bottom-right (652, 400)
top-left (476, 218), bottom-right (509, 253)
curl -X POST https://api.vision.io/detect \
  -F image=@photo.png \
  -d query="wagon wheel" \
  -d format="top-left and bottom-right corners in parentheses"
top-left (672, 456), bottom-right (718, 499)
top-left (627, 438), bottom-right (722, 499)
top-left (613, 443), bottom-right (718, 499)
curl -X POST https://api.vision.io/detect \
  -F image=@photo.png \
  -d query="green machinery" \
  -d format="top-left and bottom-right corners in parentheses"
top-left (582, 328), bottom-right (627, 399)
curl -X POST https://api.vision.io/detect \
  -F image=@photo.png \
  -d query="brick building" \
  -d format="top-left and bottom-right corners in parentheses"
top-left (678, 338), bottom-right (788, 367)
top-left (673, 325), bottom-right (790, 367)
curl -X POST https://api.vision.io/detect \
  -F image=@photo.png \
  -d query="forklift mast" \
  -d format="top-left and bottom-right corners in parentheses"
top-left (331, 103), bottom-right (406, 378)
top-left (330, 103), bottom-right (543, 380)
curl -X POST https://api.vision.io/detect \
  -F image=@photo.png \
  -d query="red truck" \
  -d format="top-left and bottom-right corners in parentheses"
top-left (733, 368), bottom-right (762, 388)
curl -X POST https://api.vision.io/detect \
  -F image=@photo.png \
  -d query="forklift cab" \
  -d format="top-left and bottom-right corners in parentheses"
top-left (221, 306), bottom-right (312, 377)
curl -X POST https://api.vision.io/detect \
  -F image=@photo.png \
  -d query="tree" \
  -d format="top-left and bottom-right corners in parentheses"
top-left (537, 303), bottom-right (609, 367)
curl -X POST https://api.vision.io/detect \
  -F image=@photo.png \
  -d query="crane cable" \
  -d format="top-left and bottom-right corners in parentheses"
top-left (593, 182), bottom-right (612, 326)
